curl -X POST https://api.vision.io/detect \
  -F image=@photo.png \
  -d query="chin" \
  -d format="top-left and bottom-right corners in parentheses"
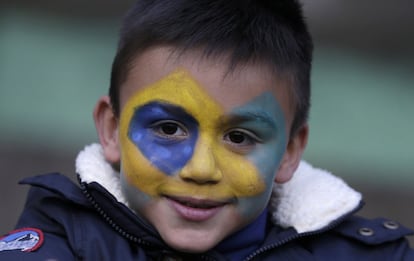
top-left (163, 234), bottom-right (219, 253)
top-left (157, 223), bottom-right (229, 253)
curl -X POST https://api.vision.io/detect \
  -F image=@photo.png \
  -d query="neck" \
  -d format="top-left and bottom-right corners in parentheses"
top-left (215, 208), bottom-right (268, 261)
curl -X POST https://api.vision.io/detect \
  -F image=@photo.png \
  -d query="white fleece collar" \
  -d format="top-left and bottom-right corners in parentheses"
top-left (76, 143), bottom-right (362, 234)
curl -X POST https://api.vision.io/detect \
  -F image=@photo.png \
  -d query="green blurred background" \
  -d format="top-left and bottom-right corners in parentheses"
top-left (1, 1), bottom-right (413, 244)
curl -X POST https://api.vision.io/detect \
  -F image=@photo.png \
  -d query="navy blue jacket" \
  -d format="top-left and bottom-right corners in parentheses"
top-left (0, 173), bottom-right (413, 260)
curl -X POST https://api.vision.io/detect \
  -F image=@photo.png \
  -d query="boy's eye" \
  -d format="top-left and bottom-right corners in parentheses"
top-left (150, 120), bottom-right (188, 139)
top-left (223, 129), bottom-right (261, 153)
top-left (228, 131), bottom-right (247, 144)
top-left (161, 123), bottom-right (180, 135)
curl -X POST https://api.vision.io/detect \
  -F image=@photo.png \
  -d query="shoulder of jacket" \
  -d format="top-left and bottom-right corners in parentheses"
top-left (19, 173), bottom-right (90, 206)
top-left (333, 215), bottom-right (413, 245)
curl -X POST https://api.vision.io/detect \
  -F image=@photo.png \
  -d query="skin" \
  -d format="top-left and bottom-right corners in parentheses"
top-left (94, 46), bottom-right (308, 253)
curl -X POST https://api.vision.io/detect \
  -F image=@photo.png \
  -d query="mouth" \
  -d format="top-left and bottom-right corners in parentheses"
top-left (165, 196), bottom-right (230, 222)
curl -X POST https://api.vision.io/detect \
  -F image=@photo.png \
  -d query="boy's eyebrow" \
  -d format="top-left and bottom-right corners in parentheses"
top-left (221, 112), bottom-right (277, 129)
top-left (145, 101), bottom-right (192, 116)
top-left (135, 101), bottom-right (199, 123)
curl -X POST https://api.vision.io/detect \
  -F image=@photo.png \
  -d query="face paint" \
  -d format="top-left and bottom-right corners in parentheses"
top-left (233, 93), bottom-right (287, 184)
top-left (228, 94), bottom-right (287, 217)
top-left (128, 102), bottom-right (199, 175)
top-left (119, 69), bottom-right (287, 218)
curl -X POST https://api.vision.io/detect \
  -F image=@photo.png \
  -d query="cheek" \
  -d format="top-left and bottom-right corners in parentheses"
top-left (214, 126), bottom-right (286, 200)
top-left (236, 190), bottom-right (273, 220)
top-left (249, 138), bottom-right (287, 184)
top-left (120, 172), bottom-right (151, 212)
top-left (233, 140), bottom-right (286, 219)
top-left (215, 145), bottom-right (266, 197)
top-left (120, 136), bottom-right (170, 196)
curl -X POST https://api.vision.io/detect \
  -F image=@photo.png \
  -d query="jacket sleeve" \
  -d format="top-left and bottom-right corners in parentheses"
top-left (0, 230), bottom-right (76, 261)
top-left (0, 175), bottom-right (85, 260)
top-left (1, 174), bottom-right (152, 261)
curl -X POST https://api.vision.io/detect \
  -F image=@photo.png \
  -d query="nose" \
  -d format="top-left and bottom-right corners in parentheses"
top-left (179, 138), bottom-right (222, 184)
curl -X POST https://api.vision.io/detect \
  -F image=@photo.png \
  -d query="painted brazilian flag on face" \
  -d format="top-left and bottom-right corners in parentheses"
top-left (119, 69), bottom-right (287, 201)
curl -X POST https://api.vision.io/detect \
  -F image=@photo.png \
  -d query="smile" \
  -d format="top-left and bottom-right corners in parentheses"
top-left (165, 196), bottom-right (230, 222)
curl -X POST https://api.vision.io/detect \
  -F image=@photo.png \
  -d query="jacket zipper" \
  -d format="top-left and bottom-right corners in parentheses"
top-left (244, 203), bottom-right (364, 261)
top-left (79, 180), bottom-right (153, 248)
top-left (243, 229), bottom-right (320, 261)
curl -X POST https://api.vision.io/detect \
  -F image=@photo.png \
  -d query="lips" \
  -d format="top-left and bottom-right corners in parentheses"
top-left (166, 196), bottom-right (228, 222)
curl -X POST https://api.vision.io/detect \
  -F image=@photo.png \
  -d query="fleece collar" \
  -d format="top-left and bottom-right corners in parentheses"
top-left (76, 143), bottom-right (362, 234)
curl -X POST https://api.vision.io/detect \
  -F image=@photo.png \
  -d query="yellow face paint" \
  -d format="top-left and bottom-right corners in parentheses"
top-left (119, 69), bottom-right (265, 200)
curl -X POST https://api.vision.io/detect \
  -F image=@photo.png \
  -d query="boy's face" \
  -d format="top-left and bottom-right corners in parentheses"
top-left (103, 47), bottom-right (305, 253)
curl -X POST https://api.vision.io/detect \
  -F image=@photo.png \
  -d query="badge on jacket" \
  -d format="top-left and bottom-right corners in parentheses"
top-left (0, 228), bottom-right (44, 252)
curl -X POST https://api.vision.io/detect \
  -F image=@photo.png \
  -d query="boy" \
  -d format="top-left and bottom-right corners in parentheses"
top-left (1, 0), bottom-right (413, 260)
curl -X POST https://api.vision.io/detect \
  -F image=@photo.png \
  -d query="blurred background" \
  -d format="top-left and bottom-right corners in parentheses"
top-left (1, 0), bottom-right (413, 245)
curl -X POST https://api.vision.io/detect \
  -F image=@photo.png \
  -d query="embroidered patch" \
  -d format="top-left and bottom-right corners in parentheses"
top-left (0, 228), bottom-right (44, 252)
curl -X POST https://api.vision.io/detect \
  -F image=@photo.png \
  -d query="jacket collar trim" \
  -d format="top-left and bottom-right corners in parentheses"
top-left (76, 143), bottom-right (362, 234)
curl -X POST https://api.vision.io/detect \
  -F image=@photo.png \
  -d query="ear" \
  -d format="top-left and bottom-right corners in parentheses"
top-left (93, 96), bottom-right (121, 164)
top-left (275, 124), bottom-right (309, 184)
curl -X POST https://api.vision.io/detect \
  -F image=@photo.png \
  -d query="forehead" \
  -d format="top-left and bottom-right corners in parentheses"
top-left (119, 47), bottom-right (294, 126)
